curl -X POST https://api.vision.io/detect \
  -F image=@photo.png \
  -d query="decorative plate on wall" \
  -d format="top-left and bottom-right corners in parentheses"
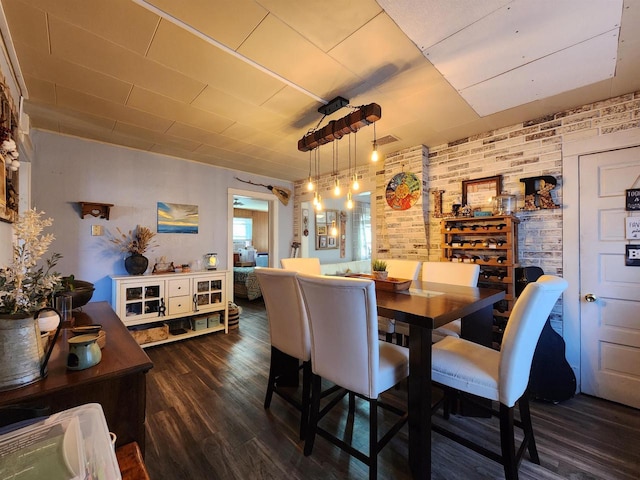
top-left (385, 172), bottom-right (421, 210)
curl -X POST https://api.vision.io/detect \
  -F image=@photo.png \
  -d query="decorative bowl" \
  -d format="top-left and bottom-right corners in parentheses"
top-left (57, 279), bottom-right (95, 309)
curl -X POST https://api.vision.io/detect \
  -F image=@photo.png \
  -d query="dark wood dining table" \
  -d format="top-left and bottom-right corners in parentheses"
top-left (375, 281), bottom-right (505, 479)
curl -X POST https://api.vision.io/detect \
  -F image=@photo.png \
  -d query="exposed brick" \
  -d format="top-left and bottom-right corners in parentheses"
top-left (524, 114), bottom-right (555, 127)
top-left (555, 105), bottom-right (593, 119)
top-left (602, 121), bottom-right (640, 134)
top-left (525, 130), bottom-right (556, 141)
top-left (448, 137), bottom-right (469, 147)
top-left (483, 134), bottom-right (509, 145)
top-left (509, 126), bottom-right (539, 137)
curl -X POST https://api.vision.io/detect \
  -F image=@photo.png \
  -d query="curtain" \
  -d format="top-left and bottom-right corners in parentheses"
top-left (351, 201), bottom-right (371, 261)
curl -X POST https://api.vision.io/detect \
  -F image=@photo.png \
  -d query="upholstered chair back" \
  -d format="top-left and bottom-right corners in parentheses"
top-left (385, 259), bottom-right (421, 281)
top-left (255, 268), bottom-right (310, 362)
top-left (280, 257), bottom-right (322, 275)
top-left (421, 261), bottom-right (480, 286)
top-left (498, 275), bottom-right (568, 406)
top-left (297, 274), bottom-right (384, 399)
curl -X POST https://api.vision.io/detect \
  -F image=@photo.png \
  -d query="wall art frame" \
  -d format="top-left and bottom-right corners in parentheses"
top-left (462, 175), bottom-right (502, 211)
top-left (157, 202), bottom-right (199, 234)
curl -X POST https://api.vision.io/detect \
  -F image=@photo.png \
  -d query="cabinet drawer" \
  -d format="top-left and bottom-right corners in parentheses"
top-left (168, 278), bottom-right (190, 297)
top-left (169, 295), bottom-right (192, 315)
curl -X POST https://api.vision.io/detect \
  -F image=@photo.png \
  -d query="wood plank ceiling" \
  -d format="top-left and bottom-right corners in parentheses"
top-left (1, 0), bottom-right (638, 182)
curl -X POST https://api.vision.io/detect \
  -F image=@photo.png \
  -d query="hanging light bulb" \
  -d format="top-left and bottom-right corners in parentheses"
top-left (330, 220), bottom-right (338, 236)
top-left (316, 194), bottom-right (323, 211)
top-left (371, 122), bottom-right (379, 162)
top-left (346, 190), bottom-right (353, 210)
top-left (352, 174), bottom-right (360, 191)
top-left (307, 149), bottom-right (314, 191)
top-left (312, 191), bottom-right (318, 206)
top-left (333, 176), bottom-right (341, 196)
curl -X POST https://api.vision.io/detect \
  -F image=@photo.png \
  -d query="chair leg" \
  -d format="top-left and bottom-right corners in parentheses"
top-left (385, 332), bottom-right (393, 343)
top-left (264, 348), bottom-right (277, 409)
top-left (369, 398), bottom-right (377, 480)
top-left (499, 403), bottom-right (518, 480)
top-left (518, 395), bottom-right (540, 464)
top-left (348, 391), bottom-right (356, 417)
top-left (300, 361), bottom-right (312, 440)
top-left (304, 374), bottom-right (323, 456)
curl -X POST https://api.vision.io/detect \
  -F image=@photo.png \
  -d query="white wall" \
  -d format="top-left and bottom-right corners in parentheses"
top-left (30, 130), bottom-right (294, 303)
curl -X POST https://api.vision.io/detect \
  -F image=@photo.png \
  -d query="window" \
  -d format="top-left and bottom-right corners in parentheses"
top-left (233, 217), bottom-right (253, 242)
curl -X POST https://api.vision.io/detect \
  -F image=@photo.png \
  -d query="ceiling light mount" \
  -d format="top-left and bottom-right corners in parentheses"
top-left (317, 96), bottom-right (349, 116)
top-left (298, 103), bottom-right (382, 152)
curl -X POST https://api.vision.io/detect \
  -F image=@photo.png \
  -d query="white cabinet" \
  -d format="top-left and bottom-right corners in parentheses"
top-left (111, 271), bottom-right (228, 348)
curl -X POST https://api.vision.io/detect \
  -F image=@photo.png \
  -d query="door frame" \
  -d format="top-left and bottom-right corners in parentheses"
top-left (227, 187), bottom-right (279, 271)
top-left (562, 128), bottom-right (640, 392)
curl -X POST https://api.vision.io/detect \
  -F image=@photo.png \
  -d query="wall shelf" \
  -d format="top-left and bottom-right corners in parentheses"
top-left (79, 201), bottom-right (113, 219)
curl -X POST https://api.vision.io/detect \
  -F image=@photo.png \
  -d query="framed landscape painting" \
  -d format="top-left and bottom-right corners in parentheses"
top-left (157, 202), bottom-right (199, 234)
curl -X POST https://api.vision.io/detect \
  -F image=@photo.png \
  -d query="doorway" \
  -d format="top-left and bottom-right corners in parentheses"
top-left (227, 188), bottom-right (279, 272)
top-left (563, 128), bottom-right (640, 408)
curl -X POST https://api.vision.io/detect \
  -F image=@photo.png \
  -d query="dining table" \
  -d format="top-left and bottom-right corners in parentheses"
top-left (375, 280), bottom-right (505, 479)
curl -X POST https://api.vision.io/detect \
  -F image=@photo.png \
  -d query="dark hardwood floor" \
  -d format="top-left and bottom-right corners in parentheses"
top-left (143, 297), bottom-right (640, 479)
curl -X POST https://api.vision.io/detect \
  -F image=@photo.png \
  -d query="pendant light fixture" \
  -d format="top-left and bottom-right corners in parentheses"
top-left (352, 130), bottom-right (360, 191)
top-left (330, 220), bottom-right (338, 236)
top-left (307, 150), bottom-right (314, 191)
top-left (371, 122), bottom-right (379, 162)
top-left (297, 102), bottom-right (381, 152)
top-left (333, 142), bottom-right (340, 196)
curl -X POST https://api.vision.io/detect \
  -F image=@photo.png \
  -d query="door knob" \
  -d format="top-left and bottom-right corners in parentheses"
top-left (585, 293), bottom-right (597, 303)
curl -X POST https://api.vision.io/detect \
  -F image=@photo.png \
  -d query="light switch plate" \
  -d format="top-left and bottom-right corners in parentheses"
top-left (91, 225), bottom-right (103, 236)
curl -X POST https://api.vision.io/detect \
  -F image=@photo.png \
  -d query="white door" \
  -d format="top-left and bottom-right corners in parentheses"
top-left (579, 146), bottom-right (640, 408)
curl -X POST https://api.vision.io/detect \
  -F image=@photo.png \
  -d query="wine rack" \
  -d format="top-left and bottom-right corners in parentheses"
top-left (441, 215), bottom-right (520, 347)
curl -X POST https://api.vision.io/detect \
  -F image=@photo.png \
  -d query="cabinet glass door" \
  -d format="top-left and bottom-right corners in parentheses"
top-left (194, 278), bottom-right (223, 310)
top-left (123, 282), bottom-right (163, 319)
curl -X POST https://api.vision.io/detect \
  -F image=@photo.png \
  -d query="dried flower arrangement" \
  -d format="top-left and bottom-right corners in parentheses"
top-left (111, 225), bottom-right (158, 255)
top-left (0, 209), bottom-right (62, 316)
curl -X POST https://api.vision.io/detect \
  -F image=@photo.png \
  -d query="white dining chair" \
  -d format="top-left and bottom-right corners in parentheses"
top-left (297, 273), bottom-right (409, 480)
top-left (395, 261), bottom-right (479, 344)
top-left (377, 259), bottom-right (422, 342)
top-left (254, 267), bottom-right (312, 439)
top-left (431, 275), bottom-right (568, 480)
top-left (280, 257), bottom-right (321, 275)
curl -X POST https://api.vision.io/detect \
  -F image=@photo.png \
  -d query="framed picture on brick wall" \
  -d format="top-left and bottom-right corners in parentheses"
top-left (462, 175), bottom-right (502, 211)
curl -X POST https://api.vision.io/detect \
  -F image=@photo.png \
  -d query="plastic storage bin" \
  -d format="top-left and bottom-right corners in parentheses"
top-left (0, 403), bottom-right (121, 480)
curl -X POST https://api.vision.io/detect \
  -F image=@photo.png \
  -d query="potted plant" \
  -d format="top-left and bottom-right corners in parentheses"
top-left (0, 208), bottom-right (62, 390)
top-left (371, 259), bottom-right (388, 280)
top-left (110, 225), bottom-right (158, 275)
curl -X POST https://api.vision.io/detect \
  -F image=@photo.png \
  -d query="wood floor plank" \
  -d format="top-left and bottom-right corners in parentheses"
top-left (143, 298), bottom-right (640, 479)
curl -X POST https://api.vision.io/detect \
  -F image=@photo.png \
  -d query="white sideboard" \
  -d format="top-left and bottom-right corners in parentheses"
top-left (111, 270), bottom-right (228, 348)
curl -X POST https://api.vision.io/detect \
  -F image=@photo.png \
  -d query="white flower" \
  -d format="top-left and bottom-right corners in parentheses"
top-left (2, 139), bottom-right (15, 151)
top-left (0, 209), bottom-right (62, 316)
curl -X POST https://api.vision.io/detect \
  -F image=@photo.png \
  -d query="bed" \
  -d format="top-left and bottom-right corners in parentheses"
top-left (233, 266), bottom-right (263, 300)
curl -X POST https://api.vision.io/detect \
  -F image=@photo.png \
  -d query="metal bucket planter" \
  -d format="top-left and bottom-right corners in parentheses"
top-left (0, 314), bottom-right (45, 391)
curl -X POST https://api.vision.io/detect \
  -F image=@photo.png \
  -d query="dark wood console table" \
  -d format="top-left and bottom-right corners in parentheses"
top-left (0, 302), bottom-right (153, 453)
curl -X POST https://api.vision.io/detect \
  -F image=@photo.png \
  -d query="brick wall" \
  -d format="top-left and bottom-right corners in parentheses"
top-left (292, 91), bottom-right (640, 331)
